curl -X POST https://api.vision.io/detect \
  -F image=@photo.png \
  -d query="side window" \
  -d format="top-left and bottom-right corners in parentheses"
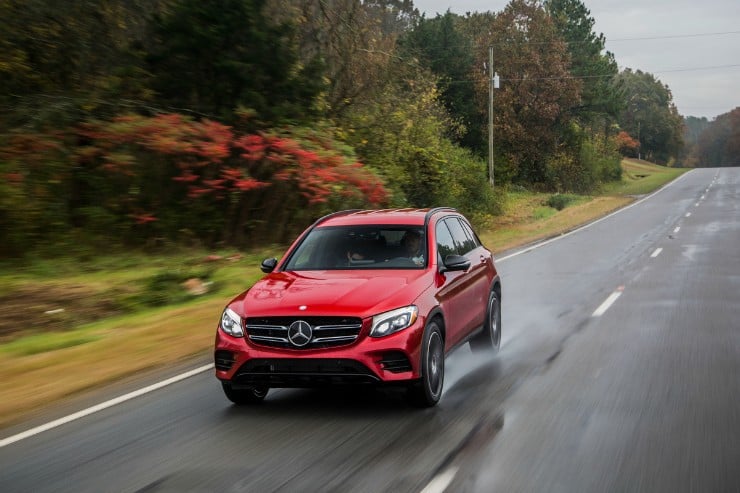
top-left (458, 219), bottom-right (481, 250)
top-left (435, 221), bottom-right (458, 259)
top-left (445, 218), bottom-right (475, 255)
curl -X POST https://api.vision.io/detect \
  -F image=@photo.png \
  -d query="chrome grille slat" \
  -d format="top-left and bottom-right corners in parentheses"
top-left (246, 325), bottom-right (288, 331)
top-left (314, 324), bottom-right (362, 331)
top-left (249, 335), bottom-right (289, 343)
top-left (312, 335), bottom-right (359, 343)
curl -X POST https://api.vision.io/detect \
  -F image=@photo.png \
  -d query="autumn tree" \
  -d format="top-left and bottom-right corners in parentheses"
top-left (615, 131), bottom-right (640, 157)
top-left (617, 69), bottom-right (684, 164)
top-left (470, 0), bottom-right (581, 186)
top-left (680, 116), bottom-right (710, 166)
top-left (690, 108), bottom-right (740, 167)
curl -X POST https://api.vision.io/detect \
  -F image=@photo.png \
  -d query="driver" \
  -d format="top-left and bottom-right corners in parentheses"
top-left (400, 230), bottom-right (424, 265)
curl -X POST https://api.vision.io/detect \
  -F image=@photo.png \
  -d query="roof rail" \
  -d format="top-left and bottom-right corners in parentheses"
top-left (424, 207), bottom-right (458, 227)
top-left (313, 209), bottom-right (361, 227)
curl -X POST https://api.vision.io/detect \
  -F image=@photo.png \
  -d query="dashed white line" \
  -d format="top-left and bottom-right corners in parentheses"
top-left (695, 203), bottom-right (700, 207)
top-left (0, 364), bottom-right (214, 448)
top-left (651, 247), bottom-right (663, 258)
top-left (673, 227), bottom-right (680, 233)
top-left (421, 467), bottom-right (459, 493)
top-left (685, 212), bottom-right (691, 217)
top-left (592, 287), bottom-right (624, 317)
top-left (498, 170), bottom-right (693, 262)
top-left (701, 195), bottom-right (705, 200)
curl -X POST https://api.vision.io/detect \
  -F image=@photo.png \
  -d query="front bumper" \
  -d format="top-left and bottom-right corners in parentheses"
top-left (214, 320), bottom-right (424, 388)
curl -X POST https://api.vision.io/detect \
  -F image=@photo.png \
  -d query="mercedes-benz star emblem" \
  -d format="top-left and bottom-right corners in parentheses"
top-left (288, 320), bottom-right (312, 347)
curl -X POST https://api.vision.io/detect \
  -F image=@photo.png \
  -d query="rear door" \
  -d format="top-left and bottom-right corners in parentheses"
top-left (444, 217), bottom-right (491, 333)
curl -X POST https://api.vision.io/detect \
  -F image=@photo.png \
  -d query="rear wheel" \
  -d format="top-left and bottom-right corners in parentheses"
top-left (470, 289), bottom-right (501, 353)
top-left (407, 321), bottom-right (444, 407)
top-left (221, 382), bottom-right (269, 405)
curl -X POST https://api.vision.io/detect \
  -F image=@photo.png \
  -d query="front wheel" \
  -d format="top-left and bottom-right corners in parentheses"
top-left (221, 382), bottom-right (269, 405)
top-left (407, 321), bottom-right (444, 407)
top-left (470, 289), bottom-right (501, 353)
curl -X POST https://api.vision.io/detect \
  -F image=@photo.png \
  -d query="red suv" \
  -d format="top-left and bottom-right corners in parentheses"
top-left (214, 208), bottom-right (501, 407)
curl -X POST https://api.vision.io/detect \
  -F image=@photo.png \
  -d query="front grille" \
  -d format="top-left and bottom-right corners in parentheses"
top-left (245, 316), bottom-right (363, 349)
top-left (232, 358), bottom-right (379, 387)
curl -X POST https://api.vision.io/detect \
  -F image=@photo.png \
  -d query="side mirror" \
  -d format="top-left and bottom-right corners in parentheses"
top-left (260, 258), bottom-right (278, 273)
top-left (441, 254), bottom-right (470, 272)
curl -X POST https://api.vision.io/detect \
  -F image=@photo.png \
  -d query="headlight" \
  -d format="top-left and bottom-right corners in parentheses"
top-left (220, 308), bottom-right (244, 337)
top-left (370, 306), bottom-right (418, 337)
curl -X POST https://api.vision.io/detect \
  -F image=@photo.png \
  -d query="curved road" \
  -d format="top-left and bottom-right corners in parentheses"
top-left (1, 167), bottom-right (739, 492)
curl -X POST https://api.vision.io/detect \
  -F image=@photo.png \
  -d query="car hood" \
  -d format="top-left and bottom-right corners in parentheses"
top-left (231, 270), bottom-right (431, 319)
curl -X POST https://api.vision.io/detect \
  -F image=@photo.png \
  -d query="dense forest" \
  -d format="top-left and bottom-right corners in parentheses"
top-left (0, 0), bottom-right (721, 257)
top-left (682, 109), bottom-right (740, 167)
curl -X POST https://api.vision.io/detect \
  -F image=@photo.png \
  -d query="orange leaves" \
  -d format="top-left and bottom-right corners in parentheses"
top-left (251, 131), bottom-right (389, 206)
top-left (234, 134), bottom-right (267, 162)
top-left (132, 212), bottom-right (158, 224)
top-left (615, 131), bottom-right (640, 156)
top-left (79, 114), bottom-right (233, 163)
top-left (9, 112), bottom-right (388, 242)
top-left (81, 112), bottom-right (388, 208)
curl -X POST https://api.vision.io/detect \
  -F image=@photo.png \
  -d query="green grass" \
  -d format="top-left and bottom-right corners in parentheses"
top-left (1, 330), bottom-right (102, 356)
top-left (0, 247), bottom-right (277, 345)
top-left (602, 159), bottom-right (689, 196)
top-left (532, 206), bottom-right (557, 220)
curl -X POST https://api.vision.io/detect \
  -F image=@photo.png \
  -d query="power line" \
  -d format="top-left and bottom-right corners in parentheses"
top-left (440, 63), bottom-right (740, 84)
top-left (403, 29), bottom-right (740, 53)
top-left (606, 30), bottom-right (740, 43)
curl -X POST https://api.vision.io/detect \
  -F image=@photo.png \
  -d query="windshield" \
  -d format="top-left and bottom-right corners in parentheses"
top-left (284, 225), bottom-right (427, 270)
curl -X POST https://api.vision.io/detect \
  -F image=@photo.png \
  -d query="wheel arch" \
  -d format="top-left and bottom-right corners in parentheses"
top-left (492, 275), bottom-right (502, 300)
top-left (426, 306), bottom-right (446, 342)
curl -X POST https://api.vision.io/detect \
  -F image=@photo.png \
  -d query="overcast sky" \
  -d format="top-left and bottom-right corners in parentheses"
top-left (412, 0), bottom-right (740, 120)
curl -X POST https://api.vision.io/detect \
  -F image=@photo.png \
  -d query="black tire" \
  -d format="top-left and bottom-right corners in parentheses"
top-left (470, 288), bottom-right (501, 353)
top-left (407, 321), bottom-right (445, 407)
top-left (221, 382), bottom-right (269, 405)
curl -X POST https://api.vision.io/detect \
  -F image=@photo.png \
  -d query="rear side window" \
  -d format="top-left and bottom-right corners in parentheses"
top-left (445, 218), bottom-right (476, 255)
top-left (459, 219), bottom-right (481, 249)
top-left (435, 221), bottom-right (458, 258)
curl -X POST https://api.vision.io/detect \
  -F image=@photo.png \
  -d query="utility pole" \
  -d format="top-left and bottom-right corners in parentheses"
top-left (488, 46), bottom-right (494, 188)
top-left (488, 46), bottom-right (499, 189)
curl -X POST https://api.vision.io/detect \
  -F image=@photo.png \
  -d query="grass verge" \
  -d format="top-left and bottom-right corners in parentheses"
top-left (0, 160), bottom-right (689, 428)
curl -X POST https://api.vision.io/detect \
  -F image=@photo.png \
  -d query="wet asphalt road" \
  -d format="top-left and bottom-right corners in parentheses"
top-left (1, 167), bottom-right (739, 493)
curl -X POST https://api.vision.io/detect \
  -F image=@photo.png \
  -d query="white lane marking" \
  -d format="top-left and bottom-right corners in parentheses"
top-left (0, 364), bottom-right (214, 448)
top-left (421, 467), bottom-right (459, 493)
top-left (695, 203), bottom-right (700, 207)
top-left (592, 287), bottom-right (624, 317)
top-left (498, 170), bottom-right (693, 262)
top-left (673, 227), bottom-right (680, 233)
top-left (651, 248), bottom-right (663, 258)
top-left (701, 195), bottom-right (705, 200)
top-left (686, 212), bottom-right (691, 217)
